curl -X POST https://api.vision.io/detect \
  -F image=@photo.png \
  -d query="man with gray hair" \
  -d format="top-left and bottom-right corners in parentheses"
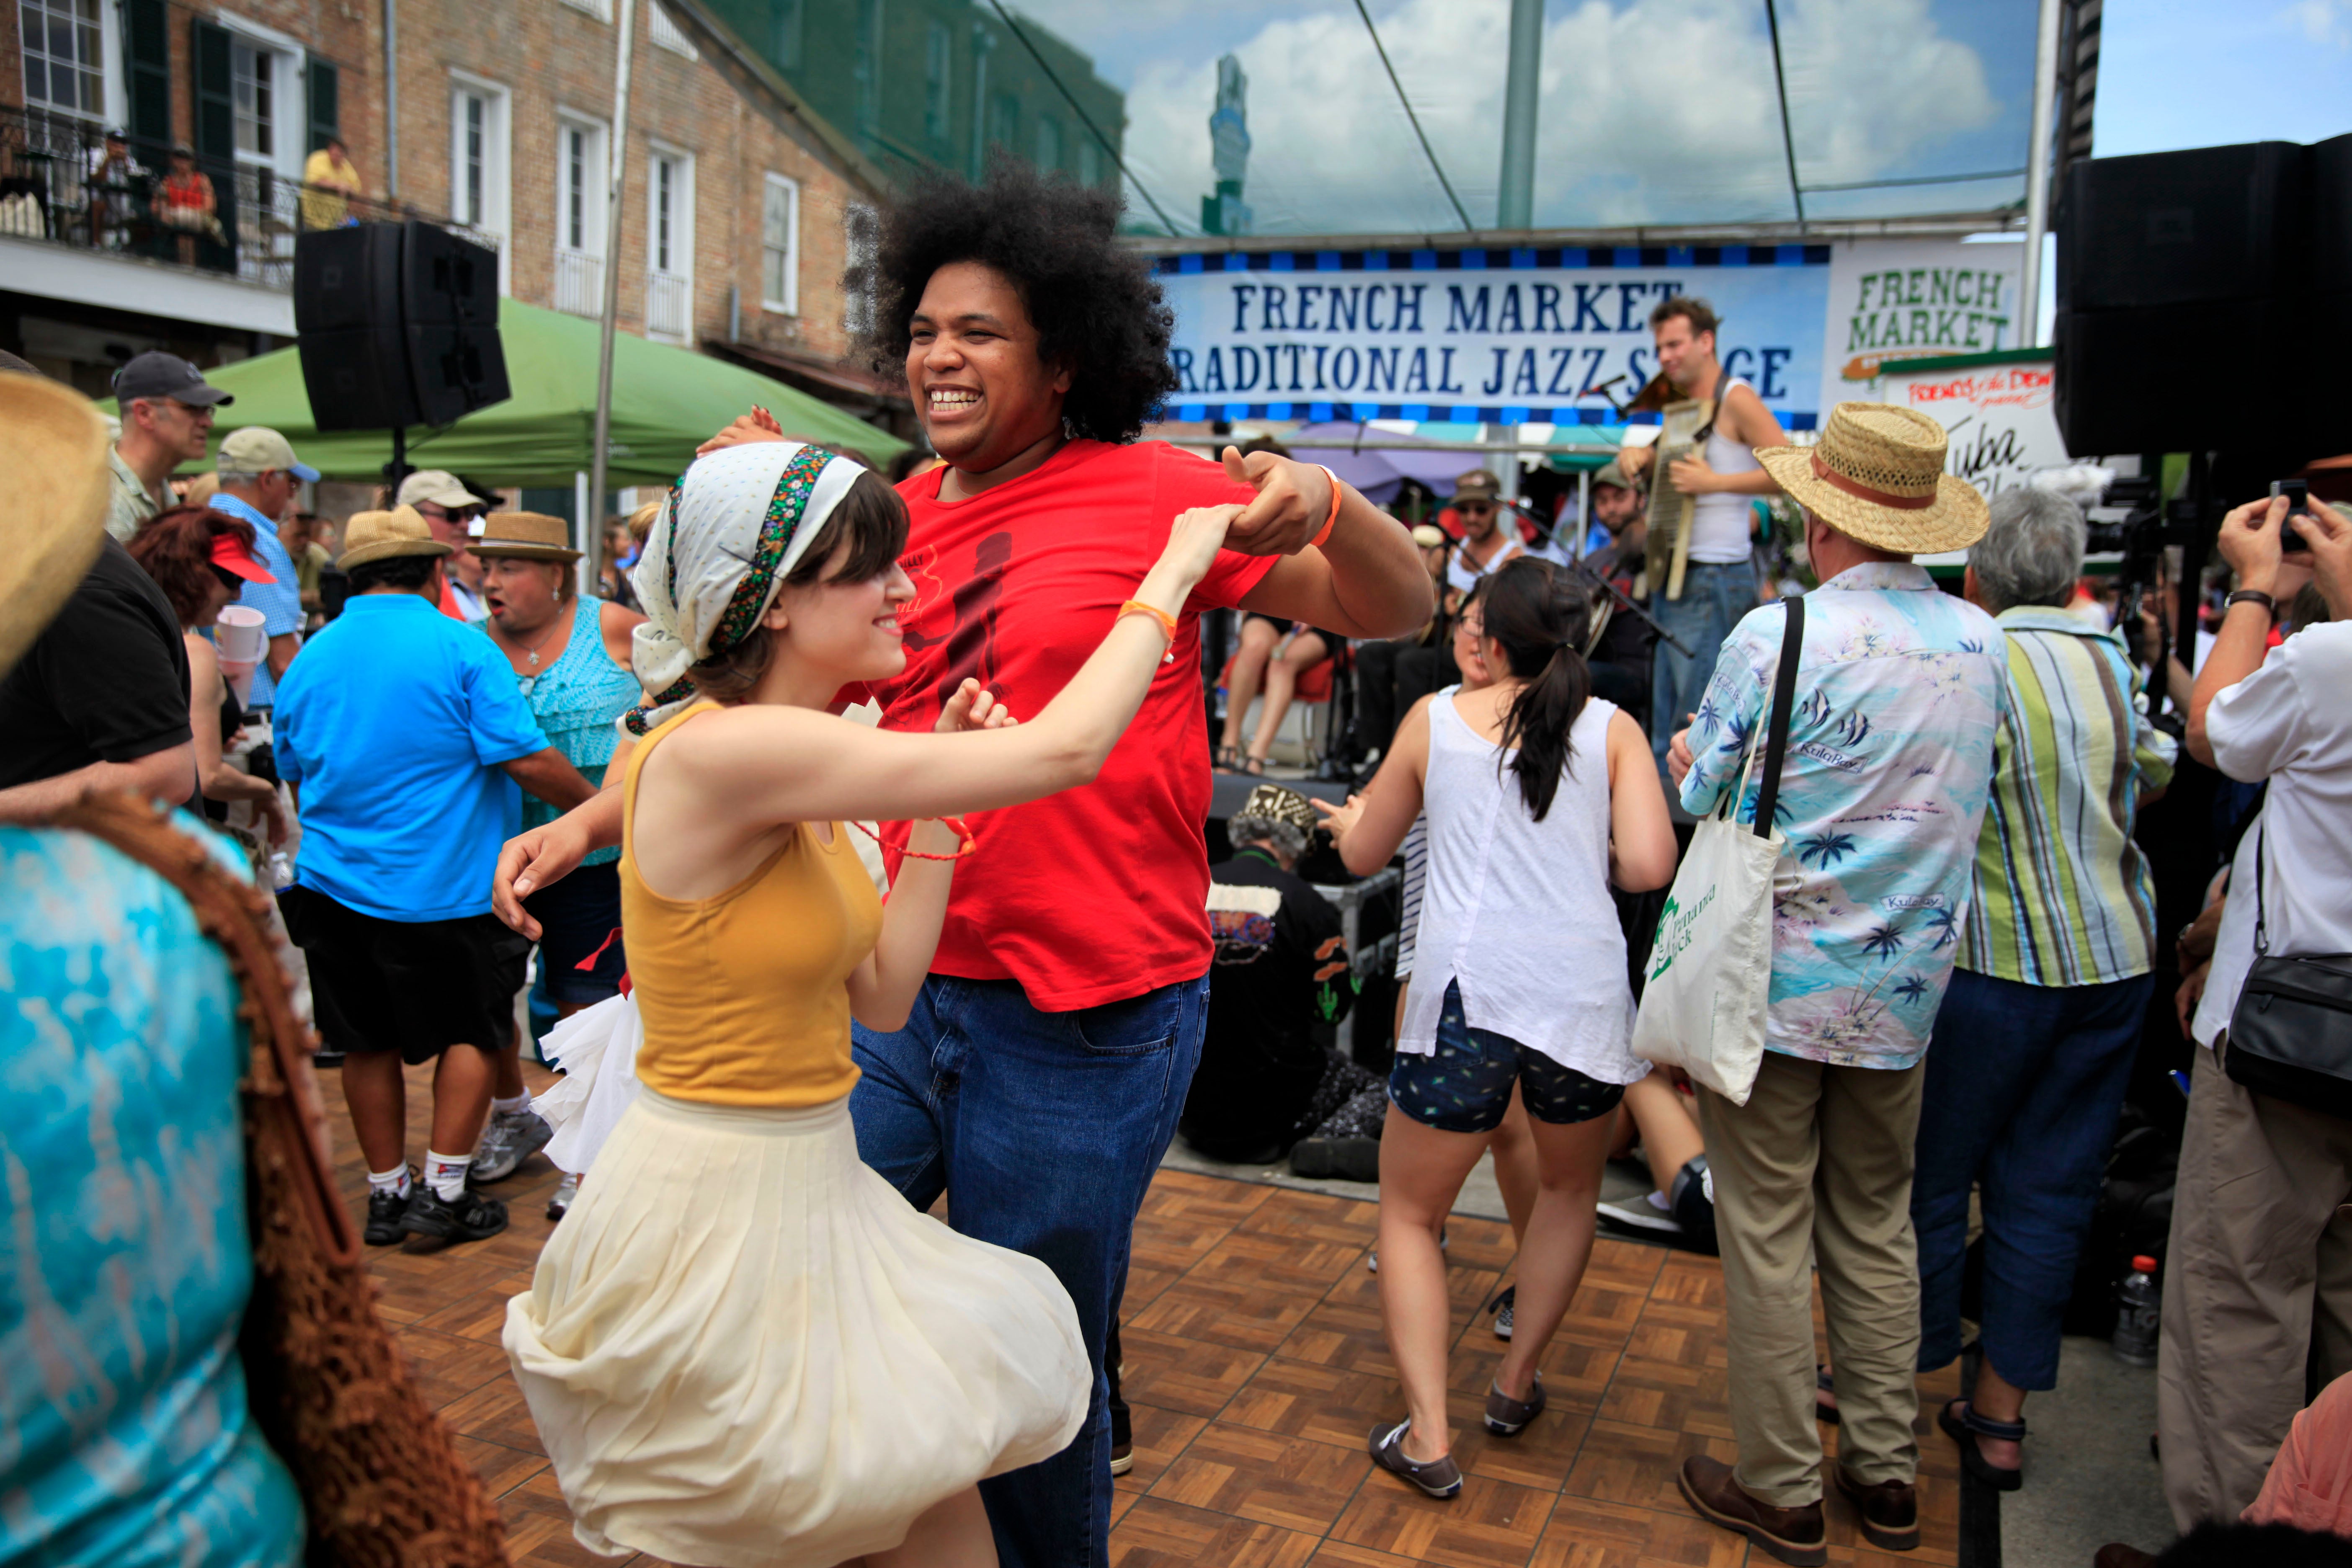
top-left (208, 427), bottom-right (316, 708)
top-left (1180, 783), bottom-right (1362, 1166)
top-left (1908, 482), bottom-right (2177, 1491)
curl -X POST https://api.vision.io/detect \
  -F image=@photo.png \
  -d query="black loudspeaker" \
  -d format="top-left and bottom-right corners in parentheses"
top-left (294, 222), bottom-right (509, 431)
top-left (2055, 139), bottom-right (2345, 459)
top-left (2058, 142), bottom-right (2307, 312)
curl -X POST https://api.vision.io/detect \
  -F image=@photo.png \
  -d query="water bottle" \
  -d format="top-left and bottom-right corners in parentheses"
top-left (2112, 1254), bottom-right (2161, 1367)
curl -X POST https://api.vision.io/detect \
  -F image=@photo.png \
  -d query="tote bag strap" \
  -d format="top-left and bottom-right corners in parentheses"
top-left (1736, 595), bottom-right (1806, 838)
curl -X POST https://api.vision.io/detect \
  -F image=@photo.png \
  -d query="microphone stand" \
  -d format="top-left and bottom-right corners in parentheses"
top-left (1498, 498), bottom-right (1693, 659)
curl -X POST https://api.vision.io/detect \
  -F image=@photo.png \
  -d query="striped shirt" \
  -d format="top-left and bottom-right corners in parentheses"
top-left (1957, 607), bottom-right (2178, 987)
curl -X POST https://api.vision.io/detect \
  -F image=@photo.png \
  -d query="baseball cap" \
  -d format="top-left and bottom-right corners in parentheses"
top-left (396, 469), bottom-right (486, 511)
top-left (112, 351), bottom-right (232, 407)
top-left (217, 426), bottom-right (319, 483)
top-left (1593, 460), bottom-right (1635, 490)
top-left (1450, 470), bottom-right (1501, 505)
top-left (209, 525), bottom-right (278, 583)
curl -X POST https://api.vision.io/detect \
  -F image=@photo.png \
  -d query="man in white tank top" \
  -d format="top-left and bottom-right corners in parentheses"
top-left (1617, 296), bottom-right (1790, 787)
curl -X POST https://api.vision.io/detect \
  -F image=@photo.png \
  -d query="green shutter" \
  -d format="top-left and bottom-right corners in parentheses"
top-left (122, 0), bottom-right (171, 147)
top-left (307, 57), bottom-right (339, 153)
top-left (190, 18), bottom-right (234, 158)
top-left (189, 18), bottom-right (237, 270)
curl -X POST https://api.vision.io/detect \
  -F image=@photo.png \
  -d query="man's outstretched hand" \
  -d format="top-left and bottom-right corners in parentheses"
top-left (1220, 445), bottom-right (1338, 557)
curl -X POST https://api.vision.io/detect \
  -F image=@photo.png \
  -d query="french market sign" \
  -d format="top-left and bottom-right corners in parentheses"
top-left (1153, 245), bottom-right (1834, 429)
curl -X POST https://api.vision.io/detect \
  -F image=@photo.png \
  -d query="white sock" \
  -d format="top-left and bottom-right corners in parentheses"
top-left (425, 1150), bottom-right (472, 1202)
top-left (368, 1164), bottom-right (412, 1199)
top-left (491, 1093), bottom-right (531, 1117)
top-left (1645, 1189), bottom-right (1673, 1212)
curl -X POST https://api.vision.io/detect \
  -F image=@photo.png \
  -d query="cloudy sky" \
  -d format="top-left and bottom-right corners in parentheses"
top-left (1008, 0), bottom-right (2347, 239)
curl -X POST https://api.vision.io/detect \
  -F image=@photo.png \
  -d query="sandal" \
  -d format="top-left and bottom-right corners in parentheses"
top-left (1815, 1364), bottom-right (1839, 1426)
top-left (1240, 754), bottom-right (1266, 776)
top-left (1213, 745), bottom-right (1242, 771)
top-left (1939, 1398), bottom-right (2025, 1491)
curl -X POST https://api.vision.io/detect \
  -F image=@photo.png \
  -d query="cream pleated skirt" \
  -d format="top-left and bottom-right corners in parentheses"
top-left (503, 1087), bottom-right (1090, 1567)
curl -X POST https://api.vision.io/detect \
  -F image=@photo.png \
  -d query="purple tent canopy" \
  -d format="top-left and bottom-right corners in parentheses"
top-left (1285, 422), bottom-right (1482, 505)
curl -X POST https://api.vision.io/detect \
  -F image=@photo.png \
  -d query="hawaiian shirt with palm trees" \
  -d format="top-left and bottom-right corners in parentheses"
top-left (1679, 562), bottom-right (2006, 1069)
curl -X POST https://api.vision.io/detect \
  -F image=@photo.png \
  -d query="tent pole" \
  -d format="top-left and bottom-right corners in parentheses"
top-left (589, 0), bottom-right (638, 557)
top-left (1497, 0), bottom-right (1541, 231)
top-left (2020, 0), bottom-right (2063, 348)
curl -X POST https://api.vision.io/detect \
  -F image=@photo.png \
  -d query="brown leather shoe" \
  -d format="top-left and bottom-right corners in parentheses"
top-left (1677, 1455), bottom-right (1827, 1566)
top-left (2093, 1547), bottom-right (2157, 1568)
top-left (1834, 1465), bottom-right (1921, 1552)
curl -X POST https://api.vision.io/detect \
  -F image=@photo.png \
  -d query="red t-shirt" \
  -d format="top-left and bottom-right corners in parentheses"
top-left (867, 439), bottom-right (1275, 1009)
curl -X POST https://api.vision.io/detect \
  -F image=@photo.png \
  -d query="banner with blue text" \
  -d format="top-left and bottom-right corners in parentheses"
top-left (1153, 245), bottom-right (1833, 430)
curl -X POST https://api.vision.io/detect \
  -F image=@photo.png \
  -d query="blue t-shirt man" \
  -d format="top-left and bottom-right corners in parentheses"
top-left (207, 492), bottom-right (305, 708)
top-left (274, 592), bottom-right (549, 922)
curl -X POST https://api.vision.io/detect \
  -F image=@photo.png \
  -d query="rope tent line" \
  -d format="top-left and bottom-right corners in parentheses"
top-left (982, 0), bottom-right (1187, 237)
top-left (1349, 0), bottom-right (1477, 235)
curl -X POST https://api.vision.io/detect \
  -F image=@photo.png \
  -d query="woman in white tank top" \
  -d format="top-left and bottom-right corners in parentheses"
top-left (1317, 557), bottom-right (1679, 1498)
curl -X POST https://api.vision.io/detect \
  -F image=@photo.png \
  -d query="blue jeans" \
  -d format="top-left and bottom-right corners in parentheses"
top-left (1649, 556), bottom-right (1758, 784)
top-left (851, 973), bottom-right (1210, 1568)
top-left (1911, 966), bottom-right (2153, 1389)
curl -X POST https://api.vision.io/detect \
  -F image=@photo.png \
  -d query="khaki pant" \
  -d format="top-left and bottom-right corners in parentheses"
top-left (1697, 1051), bottom-right (1926, 1506)
top-left (2159, 1041), bottom-right (2352, 1532)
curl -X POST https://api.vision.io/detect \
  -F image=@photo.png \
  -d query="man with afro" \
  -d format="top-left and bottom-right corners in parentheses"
top-left (722, 160), bottom-right (1430, 1562)
top-left (505, 161), bottom-right (1431, 1565)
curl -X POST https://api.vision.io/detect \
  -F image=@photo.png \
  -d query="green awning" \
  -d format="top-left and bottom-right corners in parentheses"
top-left (104, 298), bottom-right (906, 488)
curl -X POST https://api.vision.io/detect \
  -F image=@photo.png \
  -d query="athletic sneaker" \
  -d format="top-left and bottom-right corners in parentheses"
top-left (547, 1171), bottom-right (579, 1222)
top-left (1108, 1400), bottom-right (1134, 1477)
top-left (1490, 1284), bottom-right (1515, 1340)
top-left (398, 1185), bottom-right (509, 1244)
top-left (1596, 1193), bottom-right (1684, 1236)
top-left (472, 1106), bottom-right (554, 1184)
top-left (364, 1174), bottom-right (417, 1246)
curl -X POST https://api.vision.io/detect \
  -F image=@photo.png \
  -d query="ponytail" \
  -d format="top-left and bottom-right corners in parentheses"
top-left (1480, 557), bottom-right (1593, 821)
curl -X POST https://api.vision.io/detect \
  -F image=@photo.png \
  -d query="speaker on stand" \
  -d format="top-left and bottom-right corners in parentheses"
top-left (294, 221), bottom-right (511, 482)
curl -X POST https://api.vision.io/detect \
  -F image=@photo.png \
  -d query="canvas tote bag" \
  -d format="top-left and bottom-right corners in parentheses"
top-left (1630, 594), bottom-right (1805, 1106)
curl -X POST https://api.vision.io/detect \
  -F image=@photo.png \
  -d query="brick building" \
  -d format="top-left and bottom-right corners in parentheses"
top-left (0, 0), bottom-right (911, 437)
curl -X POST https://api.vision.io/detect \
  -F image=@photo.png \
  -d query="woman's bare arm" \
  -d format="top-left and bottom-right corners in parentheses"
top-left (1604, 709), bottom-right (1677, 891)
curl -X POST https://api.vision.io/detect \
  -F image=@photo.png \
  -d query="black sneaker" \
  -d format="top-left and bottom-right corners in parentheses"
top-left (1108, 1399), bottom-right (1134, 1477)
top-left (363, 1177), bottom-right (416, 1246)
top-left (398, 1184), bottom-right (509, 1244)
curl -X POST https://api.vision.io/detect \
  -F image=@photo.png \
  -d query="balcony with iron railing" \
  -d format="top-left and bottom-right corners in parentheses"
top-left (645, 268), bottom-right (691, 341)
top-left (0, 103), bottom-right (499, 293)
top-left (553, 248), bottom-right (603, 317)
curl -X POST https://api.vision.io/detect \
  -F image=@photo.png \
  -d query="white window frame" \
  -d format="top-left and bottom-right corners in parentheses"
top-left (759, 170), bottom-right (799, 316)
top-left (645, 143), bottom-right (694, 341)
top-left (558, 0), bottom-right (614, 21)
top-left (555, 111), bottom-right (610, 260)
top-left (449, 72), bottom-right (512, 294)
top-left (218, 13), bottom-right (307, 181)
top-left (647, 0), bottom-right (698, 57)
top-left (19, 0), bottom-right (118, 123)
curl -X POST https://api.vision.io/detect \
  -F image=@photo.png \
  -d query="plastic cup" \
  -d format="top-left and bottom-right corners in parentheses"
top-left (220, 658), bottom-right (257, 704)
top-left (215, 604), bottom-right (267, 663)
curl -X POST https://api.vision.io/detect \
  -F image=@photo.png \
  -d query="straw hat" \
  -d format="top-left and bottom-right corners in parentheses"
top-left (1756, 402), bottom-right (1989, 555)
top-left (467, 512), bottom-right (580, 563)
top-left (0, 371), bottom-right (109, 675)
top-left (339, 504), bottom-right (452, 569)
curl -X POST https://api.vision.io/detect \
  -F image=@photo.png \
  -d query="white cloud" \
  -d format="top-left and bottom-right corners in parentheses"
top-left (2280, 0), bottom-right (2352, 46)
top-left (1112, 0), bottom-right (2004, 235)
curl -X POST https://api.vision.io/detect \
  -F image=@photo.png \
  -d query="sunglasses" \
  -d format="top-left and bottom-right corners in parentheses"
top-left (1457, 502), bottom-right (1494, 514)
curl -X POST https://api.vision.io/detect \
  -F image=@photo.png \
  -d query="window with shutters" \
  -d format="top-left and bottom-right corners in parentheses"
top-left (988, 90), bottom-right (1016, 150)
top-left (449, 73), bottom-right (510, 277)
top-left (760, 171), bottom-right (798, 316)
top-left (230, 39), bottom-right (273, 159)
top-left (851, 0), bottom-right (882, 134)
top-left (646, 147), bottom-right (694, 341)
top-left (648, 1), bottom-right (696, 57)
top-left (1078, 136), bottom-right (1102, 190)
top-left (554, 113), bottom-right (609, 317)
top-left (1034, 115), bottom-right (1062, 175)
top-left (21, 0), bottom-right (106, 118)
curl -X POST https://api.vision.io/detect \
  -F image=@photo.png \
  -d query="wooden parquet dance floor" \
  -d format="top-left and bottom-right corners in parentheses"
top-left (343, 1062), bottom-right (1963, 1566)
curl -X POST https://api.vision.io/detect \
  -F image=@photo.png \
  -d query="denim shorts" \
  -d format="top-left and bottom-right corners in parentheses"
top-left (1388, 978), bottom-right (1627, 1134)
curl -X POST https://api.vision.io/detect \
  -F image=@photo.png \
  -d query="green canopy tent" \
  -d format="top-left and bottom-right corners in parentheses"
top-left (104, 298), bottom-right (907, 488)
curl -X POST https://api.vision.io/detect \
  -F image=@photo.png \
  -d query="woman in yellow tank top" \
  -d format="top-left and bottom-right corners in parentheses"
top-left (502, 439), bottom-right (1240, 1568)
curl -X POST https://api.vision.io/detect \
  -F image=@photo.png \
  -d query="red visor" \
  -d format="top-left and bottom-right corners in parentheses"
top-left (211, 529), bottom-right (278, 583)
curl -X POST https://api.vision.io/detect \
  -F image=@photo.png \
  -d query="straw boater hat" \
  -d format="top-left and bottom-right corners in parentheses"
top-left (1756, 402), bottom-right (1989, 555)
top-left (338, 504), bottom-right (452, 569)
top-left (0, 371), bottom-right (110, 675)
top-left (466, 512), bottom-right (580, 563)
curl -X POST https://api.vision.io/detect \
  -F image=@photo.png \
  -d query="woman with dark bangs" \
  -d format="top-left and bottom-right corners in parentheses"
top-left (126, 505), bottom-right (287, 840)
top-left (502, 441), bottom-right (1244, 1568)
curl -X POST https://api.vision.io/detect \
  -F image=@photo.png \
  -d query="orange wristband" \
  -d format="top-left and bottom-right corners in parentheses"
top-left (1309, 464), bottom-right (1342, 549)
top-left (1119, 599), bottom-right (1179, 662)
